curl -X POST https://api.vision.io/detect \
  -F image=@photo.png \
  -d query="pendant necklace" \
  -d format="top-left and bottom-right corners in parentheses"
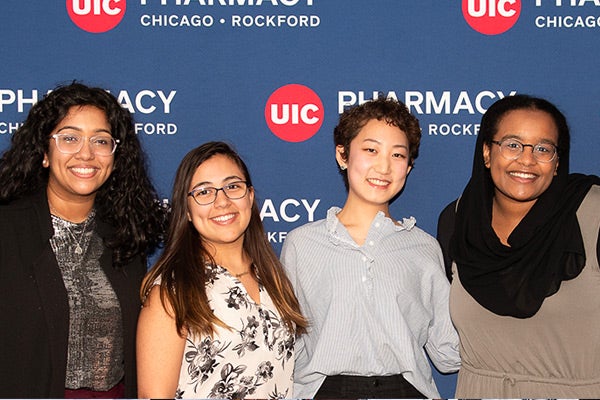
top-left (49, 204), bottom-right (93, 255)
top-left (70, 223), bottom-right (88, 255)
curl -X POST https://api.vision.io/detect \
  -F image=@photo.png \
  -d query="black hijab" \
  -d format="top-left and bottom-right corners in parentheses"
top-left (450, 95), bottom-right (600, 318)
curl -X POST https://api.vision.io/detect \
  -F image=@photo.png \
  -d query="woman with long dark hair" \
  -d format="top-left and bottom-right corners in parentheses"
top-left (137, 141), bottom-right (306, 399)
top-left (0, 82), bottom-right (167, 398)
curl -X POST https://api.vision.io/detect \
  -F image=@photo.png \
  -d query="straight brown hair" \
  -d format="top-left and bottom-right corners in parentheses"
top-left (141, 141), bottom-right (307, 337)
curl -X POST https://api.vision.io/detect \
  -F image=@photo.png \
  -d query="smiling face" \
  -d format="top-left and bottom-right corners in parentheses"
top-left (187, 154), bottom-right (254, 253)
top-left (44, 105), bottom-right (115, 205)
top-left (483, 108), bottom-right (559, 208)
top-left (336, 118), bottom-right (412, 213)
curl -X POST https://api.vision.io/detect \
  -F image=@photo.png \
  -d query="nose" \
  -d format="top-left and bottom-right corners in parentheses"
top-left (374, 155), bottom-right (391, 174)
top-left (517, 144), bottom-right (536, 165)
top-left (212, 188), bottom-right (231, 207)
top-left (74, 137), bottom-right (94, 160)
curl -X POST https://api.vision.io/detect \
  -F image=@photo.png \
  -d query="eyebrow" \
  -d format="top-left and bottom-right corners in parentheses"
top-left (191, 175), bottom-right (244, 189)
top-left (499, 134), bottom-right (557, 145)
top-left (56, 125), bottom-right (112, 135)
top-left (362, 138), bottom-right (409, 149)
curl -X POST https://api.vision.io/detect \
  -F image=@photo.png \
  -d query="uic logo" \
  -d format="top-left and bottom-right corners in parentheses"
top-left (67, 0), bottom-right (126, 33)
top-left (265, 84), bottom-right (324, 143)
top-left (462, 0), bottom-right (521, 35)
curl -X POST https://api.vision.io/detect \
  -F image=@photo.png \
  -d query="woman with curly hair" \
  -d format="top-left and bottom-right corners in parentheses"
top-left (0, 82), bottom-right (167, 398)
top-left (137, 141), bottom-right (306, 399)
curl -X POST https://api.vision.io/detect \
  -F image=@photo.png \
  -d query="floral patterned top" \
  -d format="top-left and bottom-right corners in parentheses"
top-left (173, 264), bottom-right (295, 399)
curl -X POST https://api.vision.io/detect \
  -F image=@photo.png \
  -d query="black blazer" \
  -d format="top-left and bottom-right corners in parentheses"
top-left (0, 191), bottom-right (145, 398)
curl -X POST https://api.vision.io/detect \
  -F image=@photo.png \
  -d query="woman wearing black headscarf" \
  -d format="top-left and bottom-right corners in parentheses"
top-left (437, 94), bottom-right (600, 398)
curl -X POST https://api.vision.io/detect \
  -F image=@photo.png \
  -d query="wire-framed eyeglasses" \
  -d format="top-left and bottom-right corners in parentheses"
top-left (51, 133), bottom-right (119, 156)
top-left (188, 180), bottom-right (249, 205)
top-left (491, 138), bottom-right (558, 163)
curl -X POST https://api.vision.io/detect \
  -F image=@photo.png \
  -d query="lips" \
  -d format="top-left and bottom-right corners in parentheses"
top-left (211, 213), bottom-right (236, 223)
top-left (508, 171), bottom-right (538, 180)
top-left (69, 166), bottom-right (99, 177)
top-left (367, 178), bottom-right (391, 188)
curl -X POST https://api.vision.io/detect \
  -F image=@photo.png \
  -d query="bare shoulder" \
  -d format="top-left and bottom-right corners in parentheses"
top-left (140, 284), bottom-right (176, 321)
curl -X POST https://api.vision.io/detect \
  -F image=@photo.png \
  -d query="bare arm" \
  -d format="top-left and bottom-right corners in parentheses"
top-left (136, 285), bottom-right (186, 398)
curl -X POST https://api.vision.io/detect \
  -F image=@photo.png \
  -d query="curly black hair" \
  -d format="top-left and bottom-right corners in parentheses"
top-left (0, 82), bottom-right (167, 267)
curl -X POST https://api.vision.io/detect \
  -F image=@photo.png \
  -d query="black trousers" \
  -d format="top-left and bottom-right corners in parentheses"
top-left (314, 374), bottom-right (426, 399)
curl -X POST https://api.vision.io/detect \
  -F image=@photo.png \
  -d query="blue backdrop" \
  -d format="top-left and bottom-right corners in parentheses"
top-left (2, 1), bottom-right (599, 397)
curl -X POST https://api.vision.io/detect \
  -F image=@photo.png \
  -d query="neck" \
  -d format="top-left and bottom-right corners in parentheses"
top-left (492, 195), bottom-right (536, 224)
top-left (337, 201), bottom-right (391, 246)
top-left (47, 189), bottom-right (95, 223)
top-left (491, 195), bottom-right (536, 245)
top-left (338, 198), bottom-right (391, 227)
top-left (208, 240), bottom-right (251, 275)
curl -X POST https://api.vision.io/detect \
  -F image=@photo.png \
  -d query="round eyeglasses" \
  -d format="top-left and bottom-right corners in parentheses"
top-left (51, 133), bottom-right (119, 156)
top-left (491, 138), bottom-right (558, 163)
top-left (188, 181), bottom-right (249, 205)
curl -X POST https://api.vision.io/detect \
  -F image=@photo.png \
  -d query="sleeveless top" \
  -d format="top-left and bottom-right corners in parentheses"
top-left (156, 264), bottom-right (295, 399)
top-left (450, 185), bottom-right (600, 398)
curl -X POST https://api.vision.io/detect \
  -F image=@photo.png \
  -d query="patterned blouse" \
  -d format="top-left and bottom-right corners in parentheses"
top-left (173, 264), bottom-right (295, 399)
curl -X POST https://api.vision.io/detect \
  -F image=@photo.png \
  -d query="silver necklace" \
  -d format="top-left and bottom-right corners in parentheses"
top-left (49, 205), bottom-right (94, 255)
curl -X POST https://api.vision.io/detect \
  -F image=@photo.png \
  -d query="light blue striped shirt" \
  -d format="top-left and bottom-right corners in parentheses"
top-left (280, 207), bottom-right (460, 398)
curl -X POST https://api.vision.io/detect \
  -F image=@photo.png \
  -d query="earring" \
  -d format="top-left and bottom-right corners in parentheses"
top-left (42, 159), bottom-right (49, 167)
top-left (339, 165), bottom-right (347, 171)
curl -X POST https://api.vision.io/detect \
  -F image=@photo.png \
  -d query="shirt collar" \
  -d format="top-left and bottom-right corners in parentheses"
top-left (325, 206), bottom-right (416, 247)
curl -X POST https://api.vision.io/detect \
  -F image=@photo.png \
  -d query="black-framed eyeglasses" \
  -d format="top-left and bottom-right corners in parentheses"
top-left (491, 138), bottom-right (558, 163)
top-left (188, 180), bottom-right (249, 205)
top-left (51, 133), bottom-right (119, 156)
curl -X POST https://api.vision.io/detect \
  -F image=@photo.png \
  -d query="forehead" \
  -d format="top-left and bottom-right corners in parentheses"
top-left (60, 105), bottom-right (107, 122)
top-left (53, 105), bottom-right (110, 133)
top-left (353, 118), bottom-right (408, 145)
top-left (496, 109), bottom-right (558, 142)
top-left (190, 154), bottom-right (244, 185)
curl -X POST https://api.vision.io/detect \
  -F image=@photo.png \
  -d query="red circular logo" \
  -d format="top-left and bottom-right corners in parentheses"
top-left (67, 0), bottom-right (126, 33)
top-left (462, 0), bottom-right (521, 35)
top-left (265, 84), bottom-right (324, 143)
